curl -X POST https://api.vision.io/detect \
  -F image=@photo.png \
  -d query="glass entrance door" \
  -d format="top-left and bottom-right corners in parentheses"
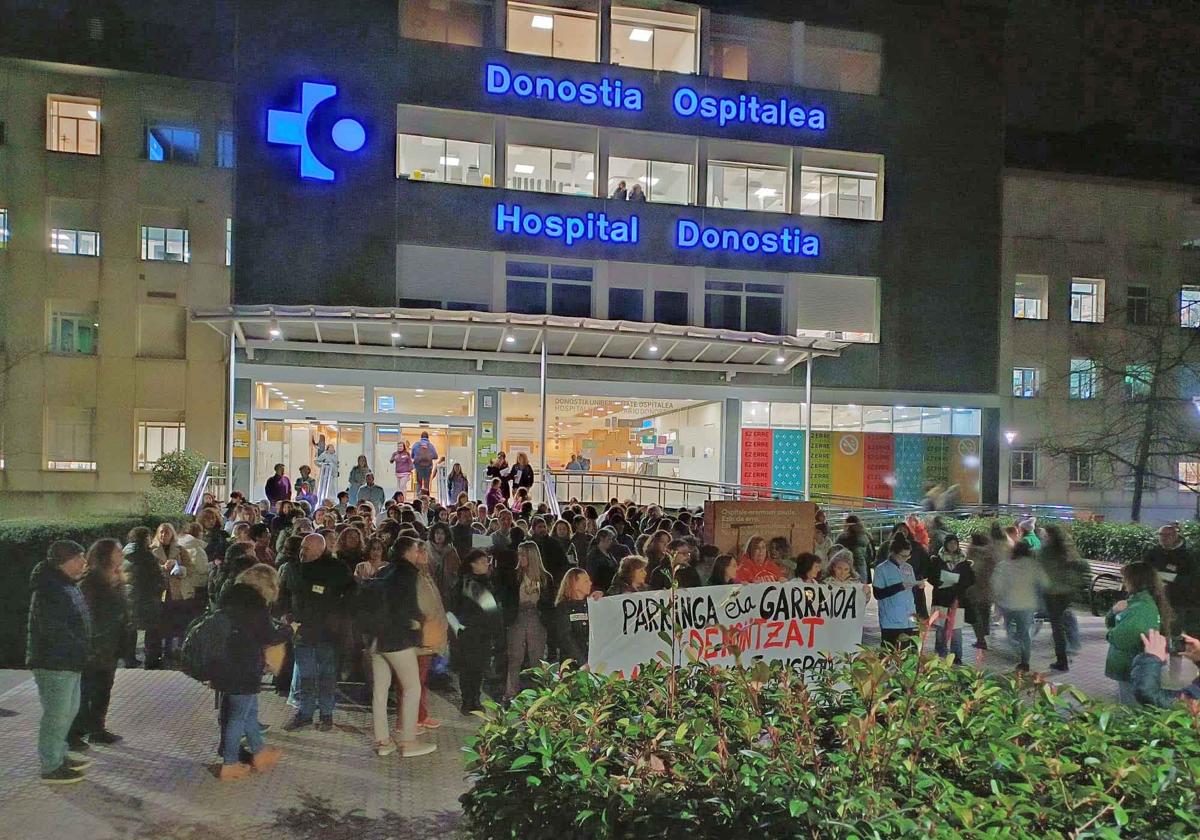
top-left (254, 421), bottom-right (364, 502)
top-left (374, 424), bottom-right (473, 500)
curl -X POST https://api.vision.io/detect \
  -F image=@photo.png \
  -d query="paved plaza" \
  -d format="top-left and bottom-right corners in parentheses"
top-left (0, 608), bottom-right (1193, 840)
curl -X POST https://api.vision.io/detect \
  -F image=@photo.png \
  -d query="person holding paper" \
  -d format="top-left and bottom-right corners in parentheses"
top-left (929, 535), bottom-right (975, 665)
top-left (873, 533), bottom-right (917, 649)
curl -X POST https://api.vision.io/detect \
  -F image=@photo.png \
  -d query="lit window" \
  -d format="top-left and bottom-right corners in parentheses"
top-left (704, 280), bottom-right (784, 334)
top-left (608, 157), bottom-right (692, 205)
top-left (1013, 274), bottom-right (1048, 319)
top-left (1011, 367), bottom-right (1039, 398)
top-left (506, 144), bottom-right (594, 196)
top-left (505, 260), bottom-right (593, 317)
top-left (1124, 364), bottom-right (1152, 399)
top-left (1069, 359), bottom-right (1098, 400)
top-left (707, 161), bottom-right (787, 213)
top-left (140, 226), bottom-right (190, 263)
top-left (1178, 461), bottom-right (1200, 492)
top-left (398, 134), bottom-right (494, 186)
top-left (1126, 285), bottom-right (1150, 325)
top-left (1181, 285), bottom-right (1200, 328)
top-left (799, 168), bottom-right (877, 220)
top-left (46, 407), bottom-right (96, 471)
top-left (1070, 278), bottom-right (1105, 323)
top-left (507, 2), bottom-right (598, 62)
top-left (610, 5), bottom-right (699, 74)
top-left (0, 208), bottom-right (9, 248)
top-left (400, 0), bottom-right (487, 46)
top-left (217, 129), bottom-right (235, 168)
top-left (801, 26), bottom-right (882, 95)
top-left (50, 311), bottom-right (98, 355)
top-left (47, 95), bottom-right (101, 155)
top-left (146, 124), bottom-right (200, 164)
top-left (1068, 454), bottom-right (1092, 486)
top-left (225, 218), bottom-right (232, 267)
top-left (136, 420), bottom-right (186, 470)
top-left (50, 228), bottom-right (100, 256)
top-left (1011, 450), bottom-right (1037, 484)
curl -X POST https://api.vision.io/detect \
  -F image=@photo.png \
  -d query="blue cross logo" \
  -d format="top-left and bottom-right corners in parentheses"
top-left (266, 81), bottom-right (365, 181)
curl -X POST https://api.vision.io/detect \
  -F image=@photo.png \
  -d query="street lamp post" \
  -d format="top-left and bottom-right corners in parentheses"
top-left (1004, 430), bottom-right (1018, 507)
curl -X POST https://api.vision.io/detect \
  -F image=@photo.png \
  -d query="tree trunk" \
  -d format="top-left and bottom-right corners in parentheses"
top-left (1129, 382), bottom-right (1159, 523)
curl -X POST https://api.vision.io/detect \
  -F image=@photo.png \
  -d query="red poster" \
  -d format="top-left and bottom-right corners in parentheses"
top-left (740, 428), bottom-right (773, 488)
top-left (863, 433), bottom-right (895, 500)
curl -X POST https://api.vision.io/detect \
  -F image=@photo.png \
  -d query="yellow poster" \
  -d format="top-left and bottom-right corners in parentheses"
top-left (232, 413), bottom-right (250, 458)
top-left (830, 432), bottom-right (865, 499)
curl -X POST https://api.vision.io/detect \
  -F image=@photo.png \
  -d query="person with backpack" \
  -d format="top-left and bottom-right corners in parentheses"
top-left (123, 526), bottom-right (166, 670)
top-left (208, 563), bottom-right (292, 780)
top-left (68, 539), bottom-right (130, 751)
top-left (410, 431), bottom-right (440, 496)
top-left (27, 540), bottom-right (92, 785)
top-left (279, 534), bottom-right (354, 731)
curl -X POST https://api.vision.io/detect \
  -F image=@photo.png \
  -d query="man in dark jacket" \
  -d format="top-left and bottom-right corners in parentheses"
top-left (69, 539), bottom-right (130, 749)
top-left (122, 527), bottom-right (166, 669)
top-left (280, 534), bottom-right (353, 731)
top-left (450, 507), bottom-right (476, 560)
top-left (27, 540), bottom-right (92, 784)
top-left (1143, 524), bottom-right (1199, 635)
top-left (531, 517), bottom-right (570, 589)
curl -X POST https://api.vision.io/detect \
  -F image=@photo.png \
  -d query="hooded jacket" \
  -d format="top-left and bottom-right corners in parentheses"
top-left (123, 542), bottom-right (166, 626)
top-left (80, 569), bottom-right (130, 669)
top-left (26, 561), bottom-right (91, 671)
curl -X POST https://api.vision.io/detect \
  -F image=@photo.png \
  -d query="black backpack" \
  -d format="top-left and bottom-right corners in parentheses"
top-left (180, 609), bottom-right (233, 683)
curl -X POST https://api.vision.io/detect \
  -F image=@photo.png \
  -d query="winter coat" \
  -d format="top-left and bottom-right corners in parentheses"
top-left (1142, 540), bottom-right (1199, 609)
top-left (211, 582), bottom-right (292, 695)
top-left (279, 553), bottom-right (354, 646)
top-left (176, 534), bottom-right (211, 600)
top-left (415, 568), bottom-right (449, 655)
top-left (533, 535), bottom-right (571, 589)
top-left (486, 462), bottom-right (512, 497)
top-left (153, 542), bottom-right (191, 601)
top-left (510, 463), bottom-right (534, 491)
top-left (451, 523), bottom-right (476, 560)
top-left (265, 474), bottom-right (291, 506)
top-left (80, 571), bottom-right (130, 669)
top-left (454, 572), bottom-right (503, 637)
top-left (360, 559), bottom-right (423, 653)
top-left (426, 541), bottom-right (461, 604)
top-left (555, 598), bottom-right (590, 664)
top-left (448, 472), bottom-right (469, 499)
top-left (992, 555), bottom-right (1047, 613)
top-left (1104, 590), bottom-right (1161, 681)
top-left (1039, 547), bottom-right (1091, 597)
top-left (26, 562), bottom-right (91, 671)
top-left (568, 533), bottom-right (592, 566)
top-left (964, 542), bottom-right (996, 606)
top-left (584, 547), bottom-right (619, 594)
top-left (928, 552), bottom-right (977, 627)
top-left (122, 543), bottom-right (166, 627)
top-left (497, 568), bottom-right (555, 627)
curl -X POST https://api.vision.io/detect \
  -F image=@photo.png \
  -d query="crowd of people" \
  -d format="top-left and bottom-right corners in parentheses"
top-left (24, 487), bottom-right (1199, 785)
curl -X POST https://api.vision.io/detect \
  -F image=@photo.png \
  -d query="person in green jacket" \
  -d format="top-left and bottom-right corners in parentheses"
top-left (1105, 561), bottom-right (1171, 704)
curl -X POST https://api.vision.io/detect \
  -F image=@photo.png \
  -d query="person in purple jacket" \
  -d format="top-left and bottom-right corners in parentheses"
top-left (265, 463), bottom-right (291, 511)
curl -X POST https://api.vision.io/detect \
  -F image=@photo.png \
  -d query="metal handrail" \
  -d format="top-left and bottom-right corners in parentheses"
top-left (184, 461), bottom-right (213, 516)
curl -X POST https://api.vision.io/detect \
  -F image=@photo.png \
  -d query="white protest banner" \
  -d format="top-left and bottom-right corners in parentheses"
top-left (588, 581), bottom-right (866, 677)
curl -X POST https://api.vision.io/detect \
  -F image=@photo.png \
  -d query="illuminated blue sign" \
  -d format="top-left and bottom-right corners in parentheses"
top-left (672, 88), bottom-right (825, 131)
top-left (676, 220), bottom-right (820, 256)
top-left (486, 64), bottom-right (643, 112)
top-left (267, 81), bottom-right (365, 181)
top-left (484, 63), bottom-right (826, 133)
top-left (495, 203), bottom-right (640, 246)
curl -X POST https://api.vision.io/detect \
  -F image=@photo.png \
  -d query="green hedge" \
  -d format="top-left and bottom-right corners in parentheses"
top-left (463, 651), bottom-right (1200, 839)
top-left (944, 517), bottom-right (1199, 565)
top-left (0, 515), bottom-right (182, 666)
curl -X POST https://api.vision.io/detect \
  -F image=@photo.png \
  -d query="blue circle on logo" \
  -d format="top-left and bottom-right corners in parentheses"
top-left (331, 118), bottom-right (365, 152)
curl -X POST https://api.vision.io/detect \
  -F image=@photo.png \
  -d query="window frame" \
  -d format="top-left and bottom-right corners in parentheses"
top-left (216, 128), bottom-right (235, 168)
top-left (50, 228), bottom-right (100, 257)
top-left (607, 156), bottom-right (694, 205)
top-left (46, 95), bottom-right (101, 156)
top-left (505, 143), bottom-right (595, 197)
top-left (1068, 358), bottom-right (1099, 400)
top-left (506, 1), bottom-right (600, 62)
top-left (1011, 366), bottom-right (1039, 399)
top-left (1124, 363), bottom-right (1153, 399)
top-left (140, 225), bottom-right (191, 263)
top-left (1010, 449), bottom-right (1038, 485)
top-left (135, 420), bottom-right (186, 471)
top-left (798, 167), bottom-right (878, 221)
top-left (504, 259), bottom-right (594, 317)
top-left (1178, 460), bottom-right (1200, 493)
top-left (609, 4), bottom-right (700, 75)
top-left (706, 160), bottom-right (789, 213)
top-left (1126, 285), bottom-right (1150, 325)
top-left (1013, 274), bottom-right (1048, 320)
top-left (49, 311), bottom-right (99, 355)
top-left (145, 123), bottom-right (201, 164)
top-left (1068, 453), bottom-right (1093, 487)
top-left (45, 407), bottom-right (97, 471)
top-left (1181, 285), bottom-right (1200, 329)
top-left (0, 208), bottom-right (9, 248)
top-left (653, 289), bottom-right (690, 326)
top-left (397, 133), bottom-right (495, 186)
top-left (1069, 278), bottom-right (1105, 324)
top-left (703, 280), bottom-right (785, 334)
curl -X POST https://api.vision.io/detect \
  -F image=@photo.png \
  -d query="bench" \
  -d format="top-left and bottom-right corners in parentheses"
top-left (1088, 560), bottom-right (1125, 617)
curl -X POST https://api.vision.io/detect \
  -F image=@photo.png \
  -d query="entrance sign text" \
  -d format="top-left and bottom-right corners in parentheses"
top-left (677, 219), bottom-right (821, 256)
top-left (486, 63), bottom-right (644, 112)
top-left (494, 203), bottom-right (640, 246)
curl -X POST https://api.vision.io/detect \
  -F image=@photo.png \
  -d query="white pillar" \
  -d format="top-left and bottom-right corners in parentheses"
top-left (803, 355), bottom-right (814, 501)
top-left (540, 339), bottom-right (549, 502)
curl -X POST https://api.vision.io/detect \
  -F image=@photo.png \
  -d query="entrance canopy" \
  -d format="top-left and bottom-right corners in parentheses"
top-left (193, 305), bottom-right (848, 375)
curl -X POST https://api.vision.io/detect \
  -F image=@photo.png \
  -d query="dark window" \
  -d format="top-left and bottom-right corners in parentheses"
top-left (397, 297), bottom-right (441, 308)
top-left (507, 280), bottom-right (546, 314)
top-left (705, 293), bottom-right (742, 330)
top-left (745, 296), bottom-right (783, 333)
top-left (1126, 286), bottom-right (1150, 325)
top-left (505, 260), bottom-right (549, 278)
top-left (608, 288), bottom-right (644, 321)
top-left (217, 129), bottom-right (235, 168)
top-left (654, 290), bottom-right (689, 326)
top-left (446, 301), bottom-right (488, 311)
top-left (552, 282), bottom-right (591, 317)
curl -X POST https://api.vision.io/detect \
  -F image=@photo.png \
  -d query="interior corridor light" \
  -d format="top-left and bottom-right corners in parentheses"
top-left (629, 28), bottom-right (653, 41)
top-left (531, 14), bottom-right (554, 29)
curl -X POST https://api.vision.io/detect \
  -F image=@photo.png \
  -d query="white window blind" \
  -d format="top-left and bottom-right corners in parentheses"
top-left (794, 275), bottom-right (879, 338)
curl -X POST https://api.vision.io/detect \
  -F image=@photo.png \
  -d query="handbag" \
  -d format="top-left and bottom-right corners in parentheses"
top-left (264, 642), bottom-right (287, 676)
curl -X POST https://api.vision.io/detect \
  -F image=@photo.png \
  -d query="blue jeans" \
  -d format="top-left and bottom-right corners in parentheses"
top-left (935, 623), bottom-right (963, 664)
top-left (295, 642), bottom-right (337, 719)
top-left (33, 669), bottom-right (81, 774)
top-left (1006, 609), bottom-right (1035, 667)
top-left (218, 693), bottom-right (264, 765)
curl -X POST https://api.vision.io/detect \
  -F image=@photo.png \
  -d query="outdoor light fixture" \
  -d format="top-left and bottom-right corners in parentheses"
top-left (531, 14), bottom-right (554, 29)
top-left (775, 354), bottom-right (786, 363)
top-left (648, 343), bottom-right (659, 352)
top-left (1004, 430), bottom-right (1018, 445)
top-left (390, 331), bottom-right (401, 339)
top-left (268, 318), bottom-right (282, 337)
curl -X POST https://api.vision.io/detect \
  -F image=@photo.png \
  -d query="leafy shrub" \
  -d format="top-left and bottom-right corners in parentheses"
top-left (463, 650), bottom-right (1199, 839)
top-left (944, 517), bottom-right (1164, 564)
top-left (0, 514), bottom-right (182, 665)
top-left (144, 449), bottom-right (209, 516)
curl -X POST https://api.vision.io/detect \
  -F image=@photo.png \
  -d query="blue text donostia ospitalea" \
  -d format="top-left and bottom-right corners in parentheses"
top-left (485, 63), bottom-right (828, 132)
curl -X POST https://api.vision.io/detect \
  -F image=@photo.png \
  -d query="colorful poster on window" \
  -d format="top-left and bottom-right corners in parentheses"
top-left (863, 433), bottom-right (894, 500)
top-left (808, 432), bottom-right (833, 496)
top-left (740, 428), bottom-right (773, 488)
top-left (771, 429), bottom-right (806, 492)
top-left (830, 433), bottom-right (865, 499)
top-left (923, 436), bottom-right (950, 490)
top-left (892, 435), bottom-right (925, 502)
